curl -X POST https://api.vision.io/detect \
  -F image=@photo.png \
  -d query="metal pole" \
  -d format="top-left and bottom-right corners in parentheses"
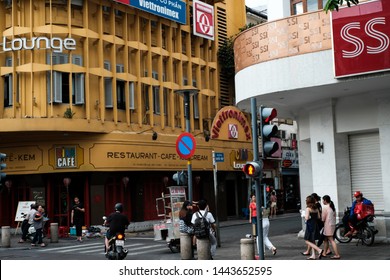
top-left (251, 98), bottom-right (265, 260)
top-left (184, 92), bottom-right (193, 203)
top-left (212, 151), bottom-right (221, 247)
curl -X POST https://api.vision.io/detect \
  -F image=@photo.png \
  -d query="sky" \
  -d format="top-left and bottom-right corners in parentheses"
top-left (245, 0), bottom-right (268, 9)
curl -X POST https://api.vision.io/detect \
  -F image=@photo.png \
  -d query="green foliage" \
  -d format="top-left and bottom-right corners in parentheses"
top-left (64, 108), bottom-right (75, 119)
top-left (239, 22), bottom-right (257, 32)
top-left (217, 37), bottom-right (235, 79)
top-left (324, 0), bottom-right (359, 12)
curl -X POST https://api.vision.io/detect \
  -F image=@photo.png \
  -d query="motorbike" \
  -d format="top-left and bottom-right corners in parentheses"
top-left (334, 207), bottom-right (378, 246)
top-left (103, 216), bottom-right (128, 260)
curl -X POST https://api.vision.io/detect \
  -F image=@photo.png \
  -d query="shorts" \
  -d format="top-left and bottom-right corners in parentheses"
top-left (271, 202), bottom-right (277, 208)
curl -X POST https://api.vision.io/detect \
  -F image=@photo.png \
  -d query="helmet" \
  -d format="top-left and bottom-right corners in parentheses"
top-left (354, 191), bottom-right (363, 198)
top-left (115, 203), bottom-right (123, 213)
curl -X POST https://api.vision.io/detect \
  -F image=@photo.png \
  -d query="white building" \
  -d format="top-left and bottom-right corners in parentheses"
top-left (235, 0), bottom-right (390, 240)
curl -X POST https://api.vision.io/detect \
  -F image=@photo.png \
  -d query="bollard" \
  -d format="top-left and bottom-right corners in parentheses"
top-left (197, 238), bottom-right (210, 260)
top-left (180, 233), bottom-right (193, 260)
top-left (240, 238), bottom-right (255, 260)
top-left (1, 226), bottom-right (11, 248)
top-left (50, 223), bottom-right (59, 243)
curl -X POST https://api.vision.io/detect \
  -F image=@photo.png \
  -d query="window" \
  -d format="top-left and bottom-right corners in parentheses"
top-left (47, 54), bottom-right (84, 104)
top-left (192, 79), bottom-right (199, 119)
top-left (4, 57), bottom-right (13, 107)
top-left (290, 0), bottom-right (326, 15)
top-left (104, 61), bottom-right (113, 108)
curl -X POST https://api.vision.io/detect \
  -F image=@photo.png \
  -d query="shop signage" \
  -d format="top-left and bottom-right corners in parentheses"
top-left (282, 149), bottom-right (299, 169)
top-left (1, 36), bottom-right (76, 53)
top-left (193, 0), bottom-right (214, 41)
top-left (129, 0), bottom-right (186, 25)
top-left (211, 106), bottom-right (251, 141)
top-left (332, 0), bottom-right (390, 77)
top-left (55, 146), bottom-right (77, 168)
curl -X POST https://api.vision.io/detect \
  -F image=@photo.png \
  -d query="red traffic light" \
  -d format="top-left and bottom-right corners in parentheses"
top-left (242, 161), bottom-right (263, 178)
top-left (261, 107), bottom-right (277, 123)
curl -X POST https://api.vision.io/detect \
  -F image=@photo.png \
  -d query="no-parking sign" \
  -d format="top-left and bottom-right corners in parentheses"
top-left (176, 133), bottom-right (196, 159)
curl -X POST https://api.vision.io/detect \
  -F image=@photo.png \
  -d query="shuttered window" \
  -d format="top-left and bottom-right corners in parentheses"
top-left (349, 133), bottom-right (383, 210)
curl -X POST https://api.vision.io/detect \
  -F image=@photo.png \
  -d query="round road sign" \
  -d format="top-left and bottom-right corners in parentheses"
top-left (176, 132), bottom-right (196, 159)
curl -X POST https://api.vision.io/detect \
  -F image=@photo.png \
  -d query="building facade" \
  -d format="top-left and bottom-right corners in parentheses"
top-left (235, 0), bottom-right (390, 240)
top-left (0, 0), bottom-right (253, 229)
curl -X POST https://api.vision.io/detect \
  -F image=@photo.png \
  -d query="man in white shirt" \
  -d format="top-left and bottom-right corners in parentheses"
top-left (191, 199), bottom-right (217, 259)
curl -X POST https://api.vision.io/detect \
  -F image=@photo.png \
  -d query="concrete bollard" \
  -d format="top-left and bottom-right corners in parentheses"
top-left (1, 226), bottom-right (11, 248)
top-left (240, 238), bottom-right (255, 260)
top-left (50, 223), bottom-right (59, 243)
top-left (197, 238), bottom-right (210, 260)
top-left (180, 233), bottom-right (193, 260)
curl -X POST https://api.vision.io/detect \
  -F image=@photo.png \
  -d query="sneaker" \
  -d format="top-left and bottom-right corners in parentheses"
top-left (31, 243), bottom-right (36, 246)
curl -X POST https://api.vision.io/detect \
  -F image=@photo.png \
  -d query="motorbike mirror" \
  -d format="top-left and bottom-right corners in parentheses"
top-left (102, 216), bottom-right (107, 220)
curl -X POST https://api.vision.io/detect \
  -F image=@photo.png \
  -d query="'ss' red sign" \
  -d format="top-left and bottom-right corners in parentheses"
top-left (332, 0), bottom-right (390, 78)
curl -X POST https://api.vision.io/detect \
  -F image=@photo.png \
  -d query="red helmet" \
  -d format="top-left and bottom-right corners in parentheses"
top-left (354, 191), bottom-right (363, 198)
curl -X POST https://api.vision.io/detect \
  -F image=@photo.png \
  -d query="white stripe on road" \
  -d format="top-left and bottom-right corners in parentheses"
top-left (54, 243), bottom-right (145, 253)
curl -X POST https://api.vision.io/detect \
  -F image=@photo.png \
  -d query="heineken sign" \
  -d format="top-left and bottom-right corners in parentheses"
top-left (1, 36), bottom-right (76, 53)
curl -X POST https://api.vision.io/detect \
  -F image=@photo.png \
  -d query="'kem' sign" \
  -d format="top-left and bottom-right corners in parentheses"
top-left (332, 0), bottom-right (390, 77)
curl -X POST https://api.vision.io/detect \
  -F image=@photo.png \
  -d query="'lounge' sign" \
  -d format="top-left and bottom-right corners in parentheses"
top-left (1, 36), bottom-right (76, 53)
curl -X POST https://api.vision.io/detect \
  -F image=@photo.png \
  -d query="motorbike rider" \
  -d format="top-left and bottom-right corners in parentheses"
top-left (104, 203), bottom-right (130, 254)
top-left (343, 191), bottom-right (373, 237)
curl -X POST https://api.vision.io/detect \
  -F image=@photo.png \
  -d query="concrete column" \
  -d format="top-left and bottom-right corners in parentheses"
top-left (1, 226), bottom-right (11, 248)
top-left (197, 238), bottom-right (210, 260)
top-left (240, 238), bottom-right (255, 260)
top-left (180, 233), bottom-right (193, 260)
top-left (50, 223), bottom-right (59, 243)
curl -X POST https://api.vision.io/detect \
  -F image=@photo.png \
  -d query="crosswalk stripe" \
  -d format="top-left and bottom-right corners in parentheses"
top-left (53, 242), bottom-right (145, 253)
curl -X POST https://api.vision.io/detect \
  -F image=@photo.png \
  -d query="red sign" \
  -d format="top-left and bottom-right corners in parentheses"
top-left (176, 133), bottom-right (196, 160)
top-left (332, 0), bottom-right (390, 77)
top-left (193, 0), bottom-right (214, 41)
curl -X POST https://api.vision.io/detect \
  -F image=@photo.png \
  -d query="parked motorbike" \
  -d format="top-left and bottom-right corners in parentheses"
top-left (103, 216), bottom-right (128, 260)
top-left (334, 207), bottom-right (378, 246)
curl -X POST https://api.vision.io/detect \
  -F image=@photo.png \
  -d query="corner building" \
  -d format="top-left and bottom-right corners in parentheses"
top-left (0, 0), bottom-right (252, 229)
top-left (235, 0), bottom-right (390, 240)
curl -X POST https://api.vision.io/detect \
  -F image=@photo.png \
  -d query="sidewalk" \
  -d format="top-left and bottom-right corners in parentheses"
top-left (215, 213), bottom-right (390, 260)
top-left (2, 213), bottom-right (390, 260)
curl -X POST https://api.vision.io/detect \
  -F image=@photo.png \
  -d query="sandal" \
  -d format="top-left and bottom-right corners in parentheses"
top-left (272, 248), bottom-right (277, 255)
top-left (300, 252), bottom-right (310, 256)
top-left (307, 257), bottom-right (316, 260)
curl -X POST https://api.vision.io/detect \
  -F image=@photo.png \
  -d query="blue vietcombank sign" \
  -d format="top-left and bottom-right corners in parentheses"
top-left (130, 0), bottom-right (186, 25)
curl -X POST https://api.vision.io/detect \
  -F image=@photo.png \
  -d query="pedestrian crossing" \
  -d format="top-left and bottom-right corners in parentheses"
top-left (39, 237), bottom-right (169, 256)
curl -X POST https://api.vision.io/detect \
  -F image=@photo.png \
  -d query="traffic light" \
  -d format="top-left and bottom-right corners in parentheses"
top-left (259, 107), bottom-right (279, 158)
top-left (0, 153), bottom-right (6, 181)
top-left (172, 171), bottom-right (187, 186)
top-left (242, 161), bottom-right (263, 178)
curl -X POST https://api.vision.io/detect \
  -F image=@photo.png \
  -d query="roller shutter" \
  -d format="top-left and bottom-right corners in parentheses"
top-left (349, 133), bottom-right (383, 210)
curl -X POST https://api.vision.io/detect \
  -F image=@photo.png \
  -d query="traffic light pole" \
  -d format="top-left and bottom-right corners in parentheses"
top-left (251, 98), bottom-right (265, 260)
top-left (184, 92), bottom-right (193, 203)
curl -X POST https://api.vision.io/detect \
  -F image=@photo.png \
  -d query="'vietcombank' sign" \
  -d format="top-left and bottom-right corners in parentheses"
top-left (1, 36), bottom-right (76, 53)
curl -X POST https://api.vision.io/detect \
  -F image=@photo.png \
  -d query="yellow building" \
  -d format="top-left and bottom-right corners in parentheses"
top-left (0, 0), bottom-right (252, 228)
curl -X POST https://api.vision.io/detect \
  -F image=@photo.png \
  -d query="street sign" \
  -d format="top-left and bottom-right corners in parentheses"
top-left (215, 152), bottom-right (224, 162)
top-left (176, 132), bottom-right (196, 159)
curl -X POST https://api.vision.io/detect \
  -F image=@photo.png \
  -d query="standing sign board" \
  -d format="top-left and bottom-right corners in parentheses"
top-left (332, 0), bottom-right (390, 77)
top-left (193, 0), bottom-right (215, 41)
top-left (14, 201), bottom-right (36, 222)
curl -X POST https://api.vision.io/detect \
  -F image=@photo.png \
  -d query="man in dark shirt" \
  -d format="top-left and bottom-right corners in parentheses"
top-left (104, 203), bottom-right (129, 252)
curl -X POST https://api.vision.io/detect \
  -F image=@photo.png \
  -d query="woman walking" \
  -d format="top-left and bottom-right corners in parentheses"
top-left (321, 195), bottom-right (341, 259)
top-left (303, 195), bottom-right (323, 260)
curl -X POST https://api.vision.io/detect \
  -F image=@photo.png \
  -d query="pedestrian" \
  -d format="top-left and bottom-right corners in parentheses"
top-left (71, 196), bottom-right (85, 242)
top-left (191, 199), bottom-right (217, 259)
top-left (19, 203), bottom-right (37, 243)
top-left (270, 191), bottom-right (277, 219)
top-left (262, 207), bottom-right (277, 255)
top-left (249, 194), bottom-right (257, 236)
top-left (302, 195), bottom-right (323, 260)
top-left (31, 205), bottom-right (46, 247)
top-left (321, 195), bottom-right (341, 259)
top-left (179, 200), bottom-right (196, 248)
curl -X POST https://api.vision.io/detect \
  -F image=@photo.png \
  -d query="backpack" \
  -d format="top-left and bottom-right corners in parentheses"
top-left (193, 211), bottom-right (210, 239)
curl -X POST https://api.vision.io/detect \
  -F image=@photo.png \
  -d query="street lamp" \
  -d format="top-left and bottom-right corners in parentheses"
top-left (174, 89), bottom-right (199, 203)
